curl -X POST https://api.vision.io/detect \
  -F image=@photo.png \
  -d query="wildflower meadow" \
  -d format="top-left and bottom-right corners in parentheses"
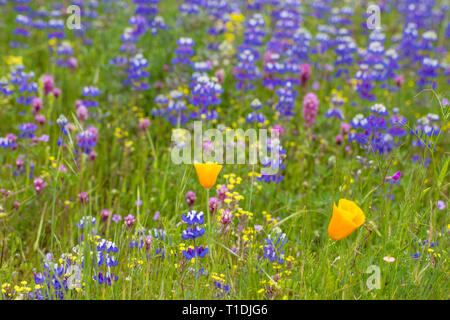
top-left (0, 0), bottom-right (449, 302)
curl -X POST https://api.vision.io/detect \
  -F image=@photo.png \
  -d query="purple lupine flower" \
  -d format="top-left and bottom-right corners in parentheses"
top-left (183, 247), bottom-right (196, 260)
top-left (417, 57), bottom-right (439, 89)
top-left (233, 48), bottom-right (261, 91)
top-left (181, 225), bottom-right (205, 240)
top-left (195, 246), bottom-right (208, 258)
top-left (349, 104), bottom-right (405, 155)
top-left (76, 129), bottom-right (97, 155)
top-left (189, 74), bottom-right (223, 110)
top-left (124, 54), bottom-right (151, 91)
top-left (263, 232), bottom-right (287, 264)
top-left (76, 216), bottom-right (96, 229)
top-left (182, 210), bottom-right (205, 226)
top-left (18, 123), bottom-right (38, 138)
top-left (274, 82), bottom-right (297, 118)
top-left (172, 37), bottom-right (195, 66)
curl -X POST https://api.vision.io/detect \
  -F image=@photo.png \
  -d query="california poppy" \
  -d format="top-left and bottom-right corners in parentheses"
top-left (193, 163), bottom-right (222, 189)
top-left (328, 199), bottom-right (365, 240)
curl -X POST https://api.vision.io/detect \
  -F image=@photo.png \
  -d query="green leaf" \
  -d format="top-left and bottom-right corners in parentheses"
top-left (438, 158), bottom-right (449, 186)
top-left (422, 187), bottom-right (431, 197)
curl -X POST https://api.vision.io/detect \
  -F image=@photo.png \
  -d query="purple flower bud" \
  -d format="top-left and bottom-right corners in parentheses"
top-left (32, 97), bottom-right (43, 115)
top-left (145, 235), bottom-right (152, 250)
top-left (386, 171), bottom-right (401, 181)
top-left (340, 123), bottom-right (351, 135)
top-left (35, 115), bottom-right (46, 125)
top-left (312, 81), bottom-right (320, 90)
top-left (76, 105), bottom-right (88, 121)
top-left (124, 214), bottom-right (135, 228)
top-left (42, 75), bottom-right (54, 95)
top-left (78, 192), bottom-right (89, 204)
top-left (202, 140), bottom-right (214, 155)
top-left (209, 197), bottom-right (219, 214)
top-left (101, 209), bottom-right (111, 221)
top-left (300, 63), bottom-right (311, 87)
top-left (89, 151), bottom-right (97, 162)
top-left (68, 57), bottom-right (78, 71)
top-left (185, 190), bottom-right (196, 207)
top-left (52, 88), bottom-right (61, 98)
top-left (215, 69), bottom-right (225, 84)
top-left (216, 184), bottom-right (229, 201)
top-left (436, 200), bottom-right (446, 210)
top-left (33, 178), bottom-right (47, 195)
top-left (271, 125), bottom-right (284, 137)
top-left (221, 209), bottom-right (232, 225)
top-left (443, 98), bottom-right (448, 107)
top-left (395, 75), bottom-right (404, 87)
top-left (392, 171), bottom-right (401, 180)
top-left (16, 157), bottom-right (24, 170)
top-left (138, 118), bottom-right (150, 131)
top-left (112, 214), bottom-right (122, 223)
top-left (154, 81), bottom-right (164, 89)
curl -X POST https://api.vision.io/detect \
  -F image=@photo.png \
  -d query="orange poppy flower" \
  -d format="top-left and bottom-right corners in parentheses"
top-left (193, 163), bottom-right (223, 189)
top-left (328, 199), bottom-right (365, 240)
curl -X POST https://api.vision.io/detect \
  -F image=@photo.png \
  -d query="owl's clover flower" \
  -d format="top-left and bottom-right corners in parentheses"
top-left (302, 92), bottom-right (319, 129)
